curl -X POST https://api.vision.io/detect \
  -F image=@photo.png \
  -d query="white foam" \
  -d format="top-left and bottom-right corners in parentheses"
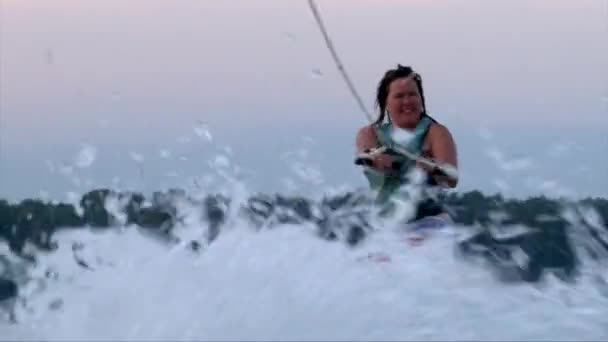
top-left (3, 222), bottom-right (607, 341)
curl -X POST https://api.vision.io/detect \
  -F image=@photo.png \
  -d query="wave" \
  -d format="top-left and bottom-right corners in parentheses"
top-left (1, 125), bottom-right (607, 339)
top-left (0, 183), bottom-right (607, 339)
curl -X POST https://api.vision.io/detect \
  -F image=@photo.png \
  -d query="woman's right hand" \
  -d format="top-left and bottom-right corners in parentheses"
top-left (368, 153), bottom-right (398, 174)
top-left (356, 150), bottom-right (399, 174)
top-left (356, 125), bottom-right (399, 174)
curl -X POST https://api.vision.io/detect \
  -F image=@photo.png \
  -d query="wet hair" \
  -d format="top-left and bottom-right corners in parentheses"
top-left (374, 64), bottom-right (435, 125)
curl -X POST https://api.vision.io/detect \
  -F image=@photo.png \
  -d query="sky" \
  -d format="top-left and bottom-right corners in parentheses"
top-left (0, 0), bottom-right (607, 201)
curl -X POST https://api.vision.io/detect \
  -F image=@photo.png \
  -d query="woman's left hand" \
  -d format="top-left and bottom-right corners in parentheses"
top-left (416, 158), bottom-right (458, 187)
top-left (415, 158), bottom-right (435, 174)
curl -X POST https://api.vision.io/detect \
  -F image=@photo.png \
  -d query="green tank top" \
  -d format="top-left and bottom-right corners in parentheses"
top-left (363, 115), bottom-right (434, 204)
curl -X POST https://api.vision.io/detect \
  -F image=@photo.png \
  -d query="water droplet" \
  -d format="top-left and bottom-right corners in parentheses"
top-left (46, 160), bottom-right (56, 173)
top-left (44, 48), bottom-right (54, 65)
top-left (311, 68), bottom-right (323, 79)
top-left (75, 144), bottom-right (97, 168)
top-left (58, 163), bottom-right (74, 176)
top-left (213, 155), bottom-right (230, 168)
top-left (478, 126), bottom-right (494, 140)
top-left (177, 136), bottom-right (191, 144)
top-left (285, 32), bottom-right (297, 41)
top-left (159, 149), bottom-right (171, 159)
top-left (98, 119), bottom-right (110, 128)
top-left (129, 152), bottom-right (144, 163)
top-left (194, 121), bottom-right (213, 142)
top-left (39, 190), bottom-right (50, 200)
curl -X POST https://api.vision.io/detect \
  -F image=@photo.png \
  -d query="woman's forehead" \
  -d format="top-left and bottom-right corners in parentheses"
top-left (389, 77), bottom-right (418, 91)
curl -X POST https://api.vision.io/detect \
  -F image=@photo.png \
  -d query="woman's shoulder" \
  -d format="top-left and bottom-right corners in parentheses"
top-left (356, 124), bottom-right (378, 138)
top-left (428, 121), bottom-right (453, 139)
top-left (426, 121), bottom-right (457, 153)
top-left (356, 124), bottom-right (380, 152)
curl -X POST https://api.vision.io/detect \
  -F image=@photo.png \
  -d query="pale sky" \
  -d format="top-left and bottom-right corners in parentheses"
top-left (0, 0), bottom-right (607, 201)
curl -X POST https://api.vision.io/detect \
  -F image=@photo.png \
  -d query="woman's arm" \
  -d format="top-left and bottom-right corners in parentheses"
top-left (426, 124), bottom-right (459, 188)
top-left (355, 125), bottom-right (378, 153)
top-left (355, 125), bottom-right (396, 174)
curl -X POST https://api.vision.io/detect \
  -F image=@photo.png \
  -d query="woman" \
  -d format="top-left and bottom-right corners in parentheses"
top-left (355, 64), bottom-right (459, 223)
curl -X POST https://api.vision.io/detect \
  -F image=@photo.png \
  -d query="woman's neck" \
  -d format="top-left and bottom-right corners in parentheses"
top-left (391, 120), bottom-right (419, 131)
top-left (389, 114), bottom-right (423, 131)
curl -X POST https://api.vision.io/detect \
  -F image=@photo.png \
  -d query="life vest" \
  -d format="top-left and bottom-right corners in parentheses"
top-left (363, 115), bottom-right (445, 220)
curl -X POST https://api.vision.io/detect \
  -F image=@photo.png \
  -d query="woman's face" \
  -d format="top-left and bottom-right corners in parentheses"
top-left (386, 77), bottom-right (424, 129)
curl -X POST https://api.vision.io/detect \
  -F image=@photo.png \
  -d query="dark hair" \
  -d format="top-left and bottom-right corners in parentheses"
top-left (374, 64), bottom-right (433, 125)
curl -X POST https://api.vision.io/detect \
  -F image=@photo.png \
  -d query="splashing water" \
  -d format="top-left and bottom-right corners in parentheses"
top-left (159, 149), bottom-right (171, 159)
top-left (74, 145), bottom-right (97, 169)
top-left (1, 125), bottom-right (607, 341)
top-left (193, 121), bottom-right (213, 143)
top-left (129, 152), bottom-right (144, 164)
top-left (2, 220), bottom-right (608, 340)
